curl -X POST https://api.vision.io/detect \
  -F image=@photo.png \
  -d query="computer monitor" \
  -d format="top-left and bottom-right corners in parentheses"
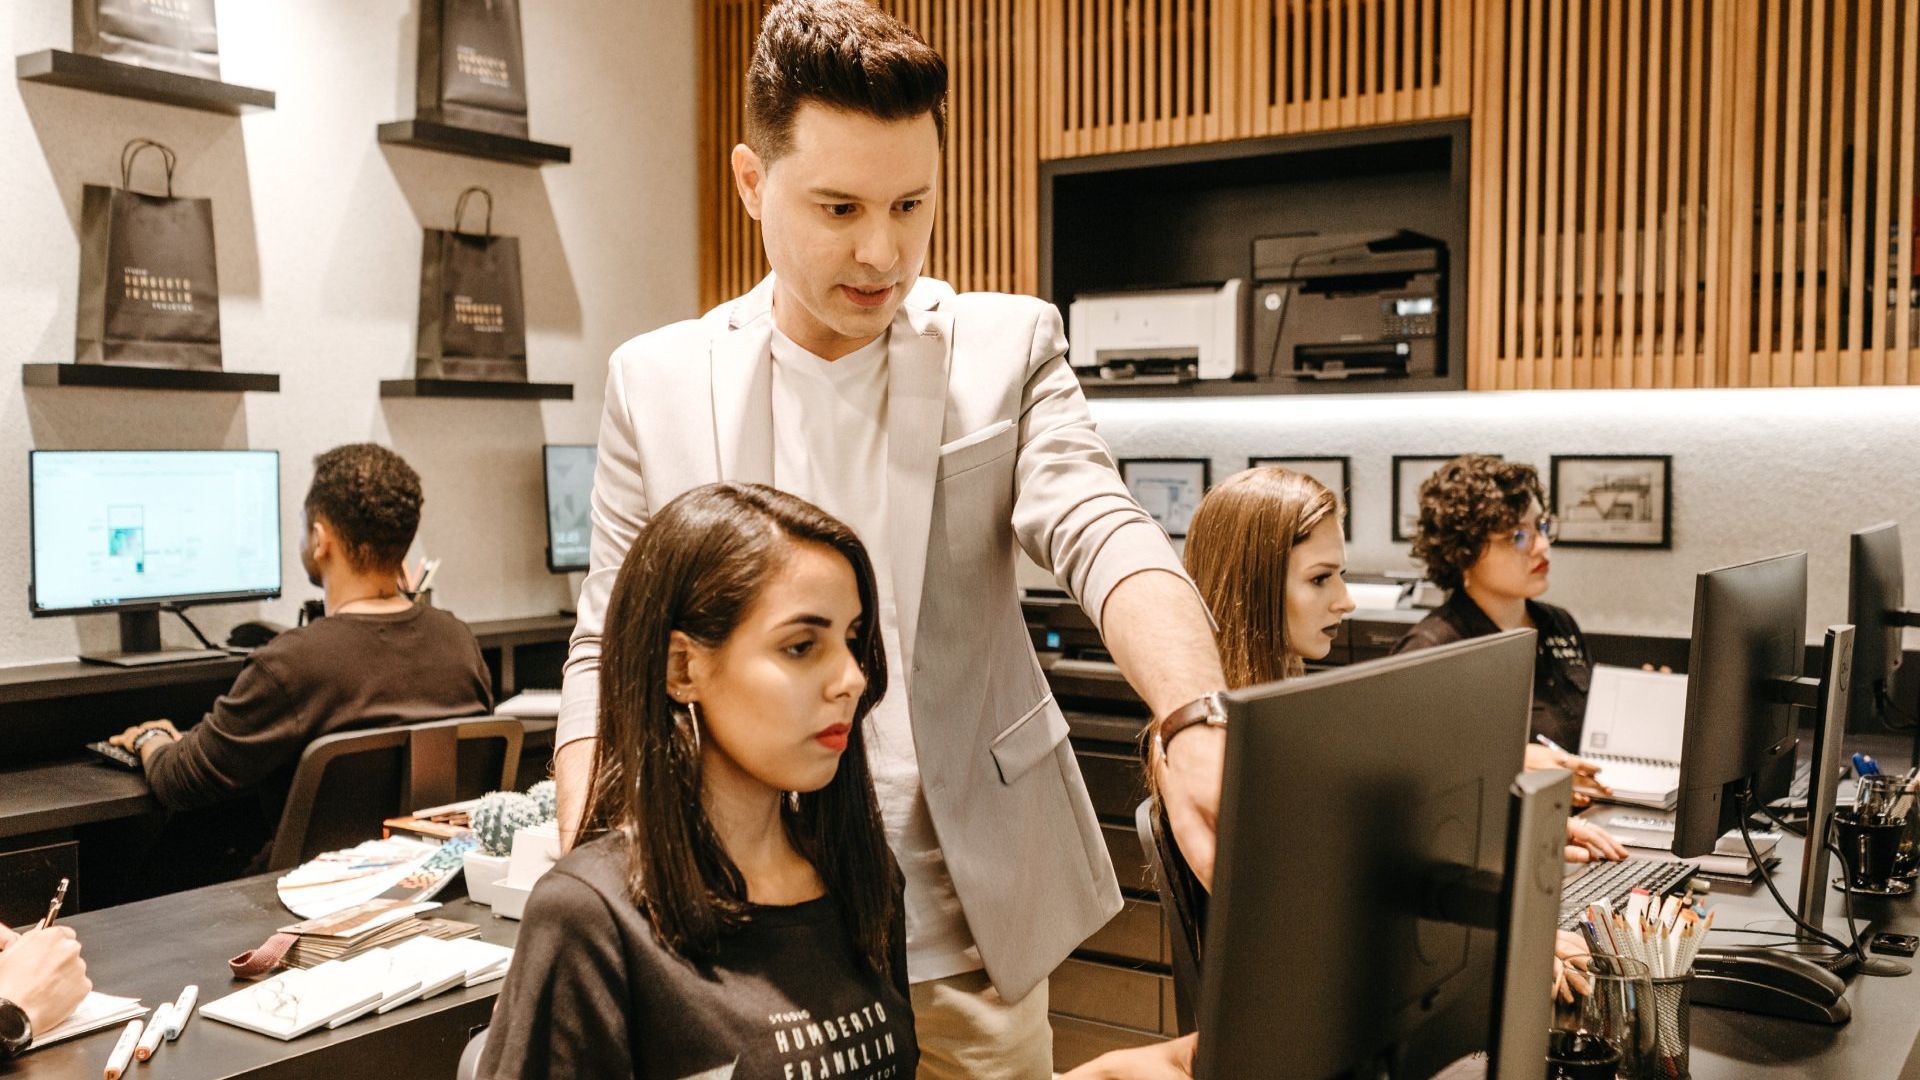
top-left (29, 450), bottom-right (281, 664)
top-left (1848, 523), bottom-right (1920, 736)
top-left (1196, 629), bottom-right (1565, 1080)
top-left (1671, 553), bottom-right (1811, 859)
top-left (542, 444), bottom-right (595, 574)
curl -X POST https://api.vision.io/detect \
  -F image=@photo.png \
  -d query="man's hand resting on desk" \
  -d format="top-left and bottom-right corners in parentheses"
top-left (0, 924), bottom-right (91, 1038)
top-left (108, 719), bottom-right (181, 766)
top-left (1525, 743), bottom-right (1613, 807)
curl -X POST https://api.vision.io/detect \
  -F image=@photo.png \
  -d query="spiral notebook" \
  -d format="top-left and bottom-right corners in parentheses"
top-left (1578, 665), bottom-right (1688, 810)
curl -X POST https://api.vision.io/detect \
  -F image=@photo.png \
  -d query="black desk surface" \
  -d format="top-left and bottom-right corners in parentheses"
top-left (0, 657), bottom-right (244, 708)
top-left (4, 874), bottom-right (516, 1079)
top-left (1680, 827), bottom-right (1920, 1079)
top-left (0, 759), bottom-right (154, 840)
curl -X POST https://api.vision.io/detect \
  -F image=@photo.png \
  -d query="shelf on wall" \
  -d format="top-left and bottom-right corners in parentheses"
top-left (22, 363), bottom-right (279, 393)
top-left (376, 119), bottom-right (571, 167)
top-left (1077, 377), bottom-right (1406, 399)
top-left (15, 50), bottom-right (274, 114)
top-left (380, 378), bottom-right (573, 401)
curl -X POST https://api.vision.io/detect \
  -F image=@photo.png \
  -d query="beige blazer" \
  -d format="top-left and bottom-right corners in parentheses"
top-left (558, 274), bottom-right (1191, 999)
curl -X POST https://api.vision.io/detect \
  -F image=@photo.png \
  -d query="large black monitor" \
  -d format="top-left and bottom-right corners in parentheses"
top-left (1848, 523), bottom-right (1919, 737)
top-left (542, 444), bottom-right (595, 574)
top-left (1671, 553), bottom-right (1811, 859)
top-left (1197, 629), bottom-right (1564, 1080)
top-left (29, 450), bottom-right (281, 665)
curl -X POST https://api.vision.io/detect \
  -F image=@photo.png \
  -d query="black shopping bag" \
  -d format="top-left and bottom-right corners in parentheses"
top-left (416, 187), bottom-right (527, 382)
top-left (416, 0), bottom-right (529, 137)
top-left (76, 140), bottom-right (222, 371)
top-left (73, 0), bottom-right (220, 79)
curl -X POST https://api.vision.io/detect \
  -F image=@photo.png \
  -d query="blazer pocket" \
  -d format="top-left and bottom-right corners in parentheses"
top-left (989, 693), bottom-right (1068, 784)
top-left (935, 419), bottom-right (1016, 482)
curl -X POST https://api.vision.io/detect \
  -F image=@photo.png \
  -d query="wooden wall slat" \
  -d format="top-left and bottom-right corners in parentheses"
top-left (1899, 0), bottom-right (1919, 379)
top-left (1658, 0), bottom-right (1683, 388)
top-left (1843, 0), bottom-right (1869, 385)
top-left (1869, 0), bottom-right (1894, 382)
top-left (1577, 0), bottom-right (1602, 387)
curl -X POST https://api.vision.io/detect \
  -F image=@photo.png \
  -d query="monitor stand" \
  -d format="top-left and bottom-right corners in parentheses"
top-left (78, 610), bottom-right (229, 668)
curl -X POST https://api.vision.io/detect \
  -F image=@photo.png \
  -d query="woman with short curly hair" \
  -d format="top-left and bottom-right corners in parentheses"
top-left (1391, 456), bottom-right (1628, 867)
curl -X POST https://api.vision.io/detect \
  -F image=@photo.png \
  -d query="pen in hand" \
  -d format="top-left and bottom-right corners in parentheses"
top-left (37, 877), bottom-right (68, 931)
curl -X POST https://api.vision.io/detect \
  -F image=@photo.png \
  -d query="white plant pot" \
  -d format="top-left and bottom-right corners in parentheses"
top-left (462, 850), bottom-right (511, 906)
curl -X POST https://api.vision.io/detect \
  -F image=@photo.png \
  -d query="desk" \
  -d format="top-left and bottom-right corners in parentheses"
top-left (1, 874), bottom-right (516, 1079)
top-left (1678, 827), bottom-right (1920, 1079)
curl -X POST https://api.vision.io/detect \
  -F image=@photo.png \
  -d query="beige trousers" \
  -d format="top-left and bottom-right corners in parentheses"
top-left (909, 970), bottom-right (1054, 1079)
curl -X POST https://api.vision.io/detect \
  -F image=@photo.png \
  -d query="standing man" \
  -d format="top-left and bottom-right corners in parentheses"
top-left (555, 2), bottom-right (1227, 1073)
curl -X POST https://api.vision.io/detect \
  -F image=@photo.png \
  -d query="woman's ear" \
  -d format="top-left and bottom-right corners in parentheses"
top-left (666, 630), bottom-right (702, 703)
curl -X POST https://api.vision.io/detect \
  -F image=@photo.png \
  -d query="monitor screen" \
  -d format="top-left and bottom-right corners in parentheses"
top-left (544, 444), bottom-right (596, 573)
top-left (29, 450), bottom-right (282, 615)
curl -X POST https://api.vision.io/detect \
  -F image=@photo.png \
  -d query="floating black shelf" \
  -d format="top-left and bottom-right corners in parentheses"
top-left (22, 363), bottom-right (279, 393)
top-left (377, 119), bottom-right (571, 166)
top-left (16, 49), bottom-right (274, 114)
top-left (380, 378), bottom-right (573, 401)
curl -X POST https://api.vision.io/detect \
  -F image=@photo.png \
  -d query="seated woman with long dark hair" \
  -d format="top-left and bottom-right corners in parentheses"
top-left (480, 483), bottom-right (1195, 1079)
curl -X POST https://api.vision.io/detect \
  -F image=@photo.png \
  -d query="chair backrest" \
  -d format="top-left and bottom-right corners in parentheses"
top-left (267, 716), bottom-right (524, 871)
top-left (457, 1027), bottom-right (489, 1080)
top-left (1135, 797), bottom-right (1207, 1035)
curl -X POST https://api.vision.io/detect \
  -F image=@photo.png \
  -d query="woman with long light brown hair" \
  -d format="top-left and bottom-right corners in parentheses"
top-left (1181, 467), bottom-right (1356, 689)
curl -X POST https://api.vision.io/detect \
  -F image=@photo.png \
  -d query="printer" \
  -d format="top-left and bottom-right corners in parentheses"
top-left (1250, 230), bottom-right (1446, 383)
top-left (1067, 280), bottom-right (1244, 384)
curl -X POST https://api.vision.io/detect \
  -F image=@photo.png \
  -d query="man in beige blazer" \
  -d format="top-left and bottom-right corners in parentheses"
top-left (554, 2), bottom-right (1225, 1074)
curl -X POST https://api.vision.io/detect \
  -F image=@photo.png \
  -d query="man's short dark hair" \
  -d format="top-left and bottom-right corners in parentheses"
top-left (304, 443), bottom-right (422, 572)
top-left (745, 0), bottom-right (948, 163)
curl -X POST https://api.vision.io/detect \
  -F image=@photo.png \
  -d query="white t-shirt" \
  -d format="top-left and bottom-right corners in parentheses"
top-left (769, 326), bottom-right (981, 982)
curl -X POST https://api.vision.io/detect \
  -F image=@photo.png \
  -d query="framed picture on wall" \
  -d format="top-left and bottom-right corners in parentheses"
top-left (1119, 458), bottom-right (1211, 538)
top-left (1551, 454), bottom-right (1673, 549)
top-left (1249, 456), bottom-right (1352, 538)
top-left (1391, 454), bottom-right (1501, 543)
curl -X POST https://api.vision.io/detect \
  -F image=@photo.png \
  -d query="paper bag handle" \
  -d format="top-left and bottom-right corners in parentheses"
top-left (120, 139), bottom-right (178, 197)
top-left (453, 187), bottom-right (494, 238)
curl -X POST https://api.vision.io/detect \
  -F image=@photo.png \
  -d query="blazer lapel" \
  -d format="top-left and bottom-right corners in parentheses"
top-left (711, 276), bottom-right (776, 485)
top-left (887, 300), bottom-right (953, 676)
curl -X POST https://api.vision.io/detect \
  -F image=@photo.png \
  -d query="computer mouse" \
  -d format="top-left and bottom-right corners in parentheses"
top-left (227, 619), bottom-right (288, 648)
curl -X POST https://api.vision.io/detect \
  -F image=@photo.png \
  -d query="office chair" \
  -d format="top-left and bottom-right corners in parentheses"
top-left (1134, 797), bottom-right (1206, 1035)
top-left (458, 1027), bottom-right (489, 1080)
top-left (266, 715), bottom-right (524, 871)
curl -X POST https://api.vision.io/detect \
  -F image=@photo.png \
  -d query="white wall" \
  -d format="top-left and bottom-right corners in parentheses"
top-left (1087, 386), bottom-right (1920, 647)
top-left (0, 0), bottom-right (698, 665)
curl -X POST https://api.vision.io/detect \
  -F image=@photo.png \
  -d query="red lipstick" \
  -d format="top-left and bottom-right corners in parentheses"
top-left (814, 723), bottom-right (851, 751)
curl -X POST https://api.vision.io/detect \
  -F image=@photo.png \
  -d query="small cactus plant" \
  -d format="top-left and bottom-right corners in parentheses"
top-left (471, 790), bottom-right (543, 857)
top-left (528, 779), bottom-right (557, 823)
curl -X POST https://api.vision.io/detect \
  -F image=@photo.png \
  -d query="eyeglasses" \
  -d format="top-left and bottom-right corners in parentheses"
top-left (1504, 514), bottom-right (1559, 552)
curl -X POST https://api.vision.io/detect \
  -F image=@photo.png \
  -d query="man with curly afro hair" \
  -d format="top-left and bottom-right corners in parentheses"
top-left (108, 443), bottom-right (494, 875)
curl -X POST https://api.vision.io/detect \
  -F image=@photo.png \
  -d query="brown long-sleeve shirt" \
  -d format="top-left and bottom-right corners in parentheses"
top-left (144, 604), bottom-right (494, 826)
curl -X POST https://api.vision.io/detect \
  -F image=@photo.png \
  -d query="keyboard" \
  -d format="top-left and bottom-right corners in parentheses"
top-left (1558, 856), bottom-right (1697, 930)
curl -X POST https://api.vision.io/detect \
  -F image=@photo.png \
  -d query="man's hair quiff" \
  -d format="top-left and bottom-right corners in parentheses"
top-left (744, 0), bottom-right (948, 163)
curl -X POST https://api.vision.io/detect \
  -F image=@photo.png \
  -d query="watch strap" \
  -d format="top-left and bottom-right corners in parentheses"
top-left (132, 727), bottom-right (172, 752)
top-left (0, 996), bottom-right (31, 1057)
top-left (1156, 691), bottom-right (1228, 755)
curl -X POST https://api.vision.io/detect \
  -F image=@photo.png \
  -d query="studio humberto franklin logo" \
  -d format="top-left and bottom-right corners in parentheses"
top-left (452, 296), bottom-right (505, 333)
top-left (455, 45), bottom-right (512, 88)
top-left (141, 0), bottom-right (192, 20)
top-left (123, 268), bottom-right (195, 314)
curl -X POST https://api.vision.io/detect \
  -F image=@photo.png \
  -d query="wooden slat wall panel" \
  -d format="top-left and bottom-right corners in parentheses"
top-left (1039, 0), bottom-right (1472, 158)
top-left (1723, 0), bottom-right (1920, 385)
top-left (698, 0), bottom-right (1039, 307)
top-left (1470, 0), bottom-right (1920, 389)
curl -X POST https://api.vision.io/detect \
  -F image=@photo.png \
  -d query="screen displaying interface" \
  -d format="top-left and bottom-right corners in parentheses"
top-left (544, 444), bottom-right (596, 573)
top-left (30, 450), bottom-right (281, 614)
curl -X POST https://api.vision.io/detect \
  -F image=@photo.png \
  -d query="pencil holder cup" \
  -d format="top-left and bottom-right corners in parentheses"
top-left (1569, 955), bottom-right (1655, 1079)
top-left (1646, 974), bottom-right (1693, 1080)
